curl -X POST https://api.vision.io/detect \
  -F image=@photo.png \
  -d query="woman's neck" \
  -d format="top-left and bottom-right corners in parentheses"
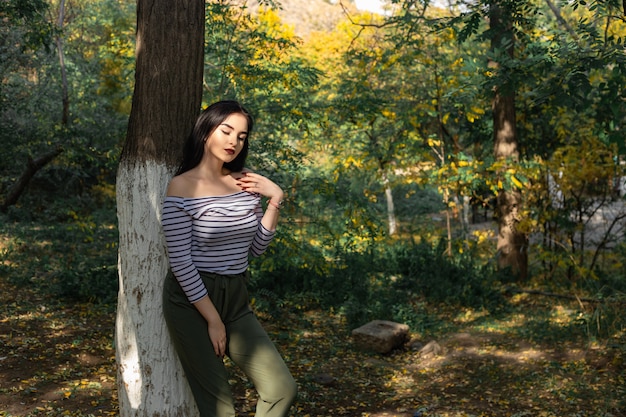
top-left (193, 159), bottom-right (228, 179)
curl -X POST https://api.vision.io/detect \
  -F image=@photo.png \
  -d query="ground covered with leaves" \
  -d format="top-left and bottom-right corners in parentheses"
top-left (1, 273), bottom-right (624, 417)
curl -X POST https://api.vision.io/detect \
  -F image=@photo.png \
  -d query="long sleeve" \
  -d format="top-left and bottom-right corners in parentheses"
top-left (250, 223), bottom-right (276, 257)
top-left (162, 192), bottom-right (277, 301)
top-left (249, 202), bottom-right (275, 257)
top-left (162, 198), bottom-right (208, 303)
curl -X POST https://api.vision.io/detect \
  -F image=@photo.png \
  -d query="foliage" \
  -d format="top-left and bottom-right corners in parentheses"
top-left (1, 0), bottom-right (622, 329)
top-left (0, 0), bottom-right (54, 54)
top-left (0, 1), bottom-right (625, 414)
top-left (336, 238), bottom-right (506, 328)
top-left (252, 203), bottom-right (504, 329)
top-left (0, 0), bottom-right (133, 206)
top-left (0, 183), bottom-right (118, 303)
top-left (202, 1), bottom-right (321, 234)
top-left (514, 138), bottom-right (626, 282)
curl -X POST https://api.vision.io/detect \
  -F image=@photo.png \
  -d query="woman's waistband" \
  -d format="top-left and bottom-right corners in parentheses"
top-left (196, 269), bottom-right (249, 280)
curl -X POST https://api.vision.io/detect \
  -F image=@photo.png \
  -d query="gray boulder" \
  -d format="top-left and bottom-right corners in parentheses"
top-left (351, 320), bottom-right (409, 354)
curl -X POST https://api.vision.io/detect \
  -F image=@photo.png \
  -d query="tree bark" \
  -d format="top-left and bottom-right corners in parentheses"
top-left (490, 1), bottom-right (528, 280)
top-left (382, 172), bottom-right (397, 235)
top-left (115, 1), bottom-right (205, 416)
top-left (56, 0), bottom-right (69, 126)
top-left (496, 189), bottom-right (528, 279)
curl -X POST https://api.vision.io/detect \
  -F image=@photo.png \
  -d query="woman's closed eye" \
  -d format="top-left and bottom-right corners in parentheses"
top-left (221, 130), bottom-right (245, 141)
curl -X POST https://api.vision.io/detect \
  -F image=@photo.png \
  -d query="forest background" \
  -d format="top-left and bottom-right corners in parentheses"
top-left (1, 0), bottom-right (625, 416)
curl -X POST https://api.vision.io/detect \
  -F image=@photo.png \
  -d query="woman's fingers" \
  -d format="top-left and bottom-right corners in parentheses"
top-left (212, 339), bottom-right (226, 357)
top-left (238, 174), bottom-right (268, 191)
top-left (208, 322), bottom-right (227, 357)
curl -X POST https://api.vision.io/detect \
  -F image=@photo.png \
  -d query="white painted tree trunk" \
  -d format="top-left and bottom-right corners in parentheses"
top-left (116, 160), bottom-right (198, 417)
top-left (384, 185), bottom-right (397, 235)
top-left (382, 174), bottom-right (397, 235)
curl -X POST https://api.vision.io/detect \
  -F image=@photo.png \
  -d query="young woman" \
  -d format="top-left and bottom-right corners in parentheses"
top-left (161, 100), bottom-right (297, 417)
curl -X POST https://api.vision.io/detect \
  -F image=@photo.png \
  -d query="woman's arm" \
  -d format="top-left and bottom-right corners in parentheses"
top-left (237, 171), bottom-right (284, 231)
top-left (193, 295), bottom-right (227, 358)
top-left (163, 180), bottom-right (226, 357)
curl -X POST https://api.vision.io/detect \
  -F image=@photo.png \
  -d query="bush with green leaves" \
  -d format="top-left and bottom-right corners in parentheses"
top-left (250, 228), bottom-right (505, 329)
top-left (337, 239), bottom-right (504, 328)
top-left (0, 185), bottom-right (118, 304)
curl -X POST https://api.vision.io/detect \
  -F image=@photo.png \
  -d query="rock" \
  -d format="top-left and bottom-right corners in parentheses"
top-left (351, 320), bottom-right (409, 354)
top-left (407, 337), bottom-right (424, 351)
top-left (419, 340), bottom-right (443, 358)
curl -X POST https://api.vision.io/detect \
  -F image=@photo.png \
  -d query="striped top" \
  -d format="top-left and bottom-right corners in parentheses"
top-left (162, 191), bottom-right (275, 303)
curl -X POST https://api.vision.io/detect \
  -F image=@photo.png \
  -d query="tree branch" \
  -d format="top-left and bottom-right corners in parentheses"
top-left (1, 147), bottom-right (64, 212)
top-left (545, 0), bottom-right (579, 41)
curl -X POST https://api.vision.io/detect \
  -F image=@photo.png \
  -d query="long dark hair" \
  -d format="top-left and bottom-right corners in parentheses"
top-left (176, 100), bottom-right (254, 175)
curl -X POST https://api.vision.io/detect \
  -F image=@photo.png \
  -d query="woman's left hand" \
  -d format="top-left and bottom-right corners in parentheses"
top-left (238, 171), bottom-right (284, 202)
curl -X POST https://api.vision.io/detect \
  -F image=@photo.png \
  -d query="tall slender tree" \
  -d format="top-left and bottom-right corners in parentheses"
top-left (488, 0), bottom-right (528, 279)
top-left (115, 1), bottom-right (205, 415)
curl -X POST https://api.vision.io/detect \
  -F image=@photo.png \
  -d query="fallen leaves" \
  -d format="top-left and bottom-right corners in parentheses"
top-left (0, 281), bottom-right (117, 417)
top-left (1, 278), bottom-right (624, 417)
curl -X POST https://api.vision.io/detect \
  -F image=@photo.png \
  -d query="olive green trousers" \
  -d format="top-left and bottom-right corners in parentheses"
top-left (163, 270), bottom-right (297, 417)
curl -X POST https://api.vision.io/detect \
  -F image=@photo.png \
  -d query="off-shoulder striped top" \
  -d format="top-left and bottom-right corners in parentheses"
top-left (161, 191), bottom-right (274, 303)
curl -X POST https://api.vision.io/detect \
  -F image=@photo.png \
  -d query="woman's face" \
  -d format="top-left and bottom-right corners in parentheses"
top-left (205, 112), bottom-right (248, 165)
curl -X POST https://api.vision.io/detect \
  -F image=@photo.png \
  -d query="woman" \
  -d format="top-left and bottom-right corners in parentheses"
top-left (161, 100), bottom-right (297, 417)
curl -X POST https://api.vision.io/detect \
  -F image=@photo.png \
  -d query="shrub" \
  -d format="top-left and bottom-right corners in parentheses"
top-left (0, 186), bottom-right (118, 304)
top-left (252, 231), bottom-right (505, 329)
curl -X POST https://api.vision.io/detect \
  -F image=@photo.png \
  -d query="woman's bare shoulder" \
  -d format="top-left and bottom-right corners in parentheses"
top-left (166, 174), bottom-right (194, 197)
top-left (229, 168), bottom-right (254, 179)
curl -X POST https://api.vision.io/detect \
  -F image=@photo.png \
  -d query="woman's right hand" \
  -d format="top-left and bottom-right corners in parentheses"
top-left (208, 319), bottom-right (227, 357)
top-left (192, 295), bottom-right (227, 357)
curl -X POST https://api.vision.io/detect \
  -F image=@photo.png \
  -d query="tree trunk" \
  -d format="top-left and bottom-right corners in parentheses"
top-left (382, 172), bottom-right (397, 235)
top-left (56, 0), bottom-right (69, 126)
top-left (115, 1), bottom-right (205, 416)
top-left (496, 189), bottom-right (528, 279)
top-left (490, 1), bottom-right (528, 280)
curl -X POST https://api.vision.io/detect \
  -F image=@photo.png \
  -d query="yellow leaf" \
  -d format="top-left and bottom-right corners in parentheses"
top-left (470, 105), bottom-right (485, 115)
top-left (382, 109), bottom-right (396, 119)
